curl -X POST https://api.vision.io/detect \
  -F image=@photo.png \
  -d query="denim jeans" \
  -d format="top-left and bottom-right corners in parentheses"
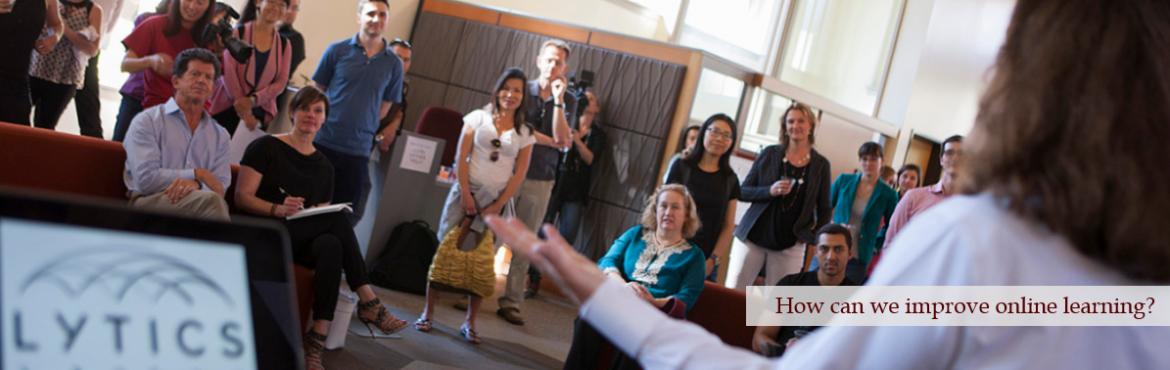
top-left (112, 94), bottom-right (143, 142)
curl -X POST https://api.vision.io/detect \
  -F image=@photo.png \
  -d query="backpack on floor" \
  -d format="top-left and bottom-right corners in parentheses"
top-left (367, 220), bottom-right (439, 295)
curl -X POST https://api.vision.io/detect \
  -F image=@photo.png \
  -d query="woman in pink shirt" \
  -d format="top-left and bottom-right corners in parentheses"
top-left (208, 0), bottom-right (291, 136)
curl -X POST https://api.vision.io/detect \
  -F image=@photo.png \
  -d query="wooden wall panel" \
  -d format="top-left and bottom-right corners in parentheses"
top-left (421, 0), bottom-right (500, 25)
top-left (498, 13), bottom-right (590, 44)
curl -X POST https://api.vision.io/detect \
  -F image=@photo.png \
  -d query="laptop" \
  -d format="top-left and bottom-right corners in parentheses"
top-left (0, 187), bottom-right (303, 370)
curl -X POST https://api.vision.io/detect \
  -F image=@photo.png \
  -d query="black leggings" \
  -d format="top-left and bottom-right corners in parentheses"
top-left (284, 211), bottom-right (371, 321)
top-left (564, 318), bottom-right (640, 370)
top-left (29, 76), bottom-right (77, 131)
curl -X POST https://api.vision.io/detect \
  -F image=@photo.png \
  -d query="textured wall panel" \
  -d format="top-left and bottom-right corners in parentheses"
top-left (402, 75), bottom-right (449, 132)
top-left (572, 202), bottom-right (643, 262)
top-left (605, 57), bottom-right (686, 136)
top-left (569, 45), bottom-right (623, 104)
top-left (443, 85), bottom-right (492, 117)
top-left (499, 31), bottom-right (551, 82)
top-left (410, 13), bottom-right (466, 82)
top-left (449, 22), bottom-right (516, 93)
top-left (410, 12), bottom-right (689, 257)
top-left (588, 128), bottom-right (664, 211)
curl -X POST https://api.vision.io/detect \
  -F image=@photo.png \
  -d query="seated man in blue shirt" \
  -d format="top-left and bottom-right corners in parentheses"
top-left (752, 223), bottom-right (859, 357)
top-left (311, 0), bottom-right (404, 225)
top-left (123, 48), bottom-right (232, 221)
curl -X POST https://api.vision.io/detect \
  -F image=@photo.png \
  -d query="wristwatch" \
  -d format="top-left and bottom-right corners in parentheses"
top-left (553, 103), bottom-right (565, 109)
top-left (374, 133), bottom-right (385, 142)
top-left (710, 254), bottom-right (721, 265)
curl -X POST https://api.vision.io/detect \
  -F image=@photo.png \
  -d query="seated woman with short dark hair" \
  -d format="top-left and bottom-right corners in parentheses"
top-left (233, 86), bottom-right (408, 370)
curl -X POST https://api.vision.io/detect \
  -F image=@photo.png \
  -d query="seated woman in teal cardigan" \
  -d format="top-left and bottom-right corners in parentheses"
top-left (813, 142), bottom-right (898, 284)
top-left (563, 184), bottom-right (707, 370)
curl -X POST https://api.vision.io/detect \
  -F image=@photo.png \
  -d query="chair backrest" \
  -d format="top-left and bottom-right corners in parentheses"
top-left (0, 122), bottom-right (128, 200)
top-left (0, 122), bottom-right (241, 210)
top-left (688, 281), bottom-right (755, 350)
top-left (413, 106), bottom-right (465, 168)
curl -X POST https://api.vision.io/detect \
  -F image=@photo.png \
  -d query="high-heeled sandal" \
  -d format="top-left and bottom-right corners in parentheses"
top-left (356, 298), bottom-right (408, 339)
top-left (303, 330), bottom-right (327, 370)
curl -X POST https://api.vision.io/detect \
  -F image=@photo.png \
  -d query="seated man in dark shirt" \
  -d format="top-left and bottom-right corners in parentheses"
top-left (752, 223), bottom-right (859, 357)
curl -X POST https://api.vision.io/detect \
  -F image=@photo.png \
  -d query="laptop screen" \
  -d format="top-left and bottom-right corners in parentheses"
top-left (0, 188), bottom-right (302, 370)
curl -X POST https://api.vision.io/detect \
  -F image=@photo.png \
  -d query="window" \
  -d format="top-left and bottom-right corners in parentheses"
top-left (778, 0), bottom-right (904, 115)
top-left (677, 0), bottom-right (786, 71)
top-left (98, 0), bottom-right (164, 90)
top-left (740, 90), bottom-right (819, 153)
top-left (689, 68), bottom-right (746, 126)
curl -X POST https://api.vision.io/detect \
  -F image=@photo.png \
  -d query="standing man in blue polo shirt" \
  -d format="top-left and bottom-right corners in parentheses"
top-left (311, 0), bottom-right (404, 225)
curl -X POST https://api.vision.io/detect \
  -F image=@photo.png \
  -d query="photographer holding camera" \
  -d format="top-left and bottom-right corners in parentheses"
top-left (120, 0), bottom-right (216, 110)
top-left (209, 0), bottom-right (290, 136)
top-left (526, 86), bottom-right (605, 298)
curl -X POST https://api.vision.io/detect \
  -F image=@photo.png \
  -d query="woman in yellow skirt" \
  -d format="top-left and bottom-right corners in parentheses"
top-left (417, 67), bottom-right (535, 344)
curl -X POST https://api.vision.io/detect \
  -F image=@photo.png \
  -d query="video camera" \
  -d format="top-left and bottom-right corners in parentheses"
top-left (202, 2), bottom-right (253, 64)
top-left (567, 70), bottom-right (594, 118)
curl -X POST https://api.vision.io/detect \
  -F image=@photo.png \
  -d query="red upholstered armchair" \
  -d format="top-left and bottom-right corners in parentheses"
top-left (595, 281), bottom-right (755, 369)
top-left (413, 106), bottom-right (465, 168)
top-left (0, 122), bottom-right (317, 327)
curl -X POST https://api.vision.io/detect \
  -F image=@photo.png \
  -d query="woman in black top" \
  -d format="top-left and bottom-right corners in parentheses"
top-left (665, 113), bottom-right (741, 282)
top-left (730, 102), bottom-right (832, 291)
top-left (0, 0), bottom-right (62, 126)
top-left (234, 87), bottom-right (409, 370)
top-left (526, 92), bottom-right (607, 297)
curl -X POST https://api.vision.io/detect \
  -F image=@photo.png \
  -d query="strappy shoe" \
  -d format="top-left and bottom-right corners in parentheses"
top-left (414, 318), bottom-right (432, 332)
top-left (356, 298), bottom-right (408, 339)
top-left (303, 330), bottom-right (327, 370)
top-left (460, 325), bottom-right (482, 344)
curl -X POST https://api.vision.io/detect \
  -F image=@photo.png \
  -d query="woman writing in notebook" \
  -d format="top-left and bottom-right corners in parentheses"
top-left (234, 86), bottom-right (410, 370)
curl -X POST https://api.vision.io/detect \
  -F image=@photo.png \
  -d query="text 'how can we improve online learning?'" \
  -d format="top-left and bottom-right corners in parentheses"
top-left (745, 286), bottom-right (1168, 326)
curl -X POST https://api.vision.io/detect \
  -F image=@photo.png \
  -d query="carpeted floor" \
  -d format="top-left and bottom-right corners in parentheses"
top-left (323, 275), bottom-right (578, 370)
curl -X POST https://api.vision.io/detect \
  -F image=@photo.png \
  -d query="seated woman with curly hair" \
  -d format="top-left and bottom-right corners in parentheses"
top-left (563, 184), bottom-right (707, 370)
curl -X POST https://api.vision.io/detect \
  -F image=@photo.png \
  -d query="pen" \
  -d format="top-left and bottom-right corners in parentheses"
top-left (278, 187), bottom-right (305, 210)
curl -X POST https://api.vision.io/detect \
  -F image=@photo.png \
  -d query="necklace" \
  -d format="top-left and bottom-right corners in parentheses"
top-left (653, 232), bottom-right (685, 250)
top-left (780, 154), bottom-right (809, 212)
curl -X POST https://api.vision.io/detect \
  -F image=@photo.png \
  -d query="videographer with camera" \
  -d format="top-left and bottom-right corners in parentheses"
top-left (208, 0), bottom-right (291, 136)
top-left (120, 0), bottom-right (216, 110)
top-left (525, 88), bottom-right (605, 298)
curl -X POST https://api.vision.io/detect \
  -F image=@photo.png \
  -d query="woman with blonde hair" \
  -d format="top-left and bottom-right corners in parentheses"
top-left (728, 102), bottom-right (832, 290)
top-left (564, 184), bottom-right (707, 370)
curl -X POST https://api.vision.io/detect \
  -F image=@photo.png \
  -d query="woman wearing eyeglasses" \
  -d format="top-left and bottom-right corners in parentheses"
top-left (664, 113), bottom-right (741, 282)
top-left (417, 67), bottom-right (534, 344)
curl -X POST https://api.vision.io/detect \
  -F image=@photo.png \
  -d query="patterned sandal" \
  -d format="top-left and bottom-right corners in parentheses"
top-left (303, 330), bottom-right (327, 370)
top-left (356, 298), bottom-right (409, 339)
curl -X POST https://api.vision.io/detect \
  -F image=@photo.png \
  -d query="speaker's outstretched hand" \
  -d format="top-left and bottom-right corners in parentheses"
top-left (485, 215), bottom-right (606, 305)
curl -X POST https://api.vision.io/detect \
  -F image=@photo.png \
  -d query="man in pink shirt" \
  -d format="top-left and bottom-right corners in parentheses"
top-left (874, 135), bottom-right (963, 267)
